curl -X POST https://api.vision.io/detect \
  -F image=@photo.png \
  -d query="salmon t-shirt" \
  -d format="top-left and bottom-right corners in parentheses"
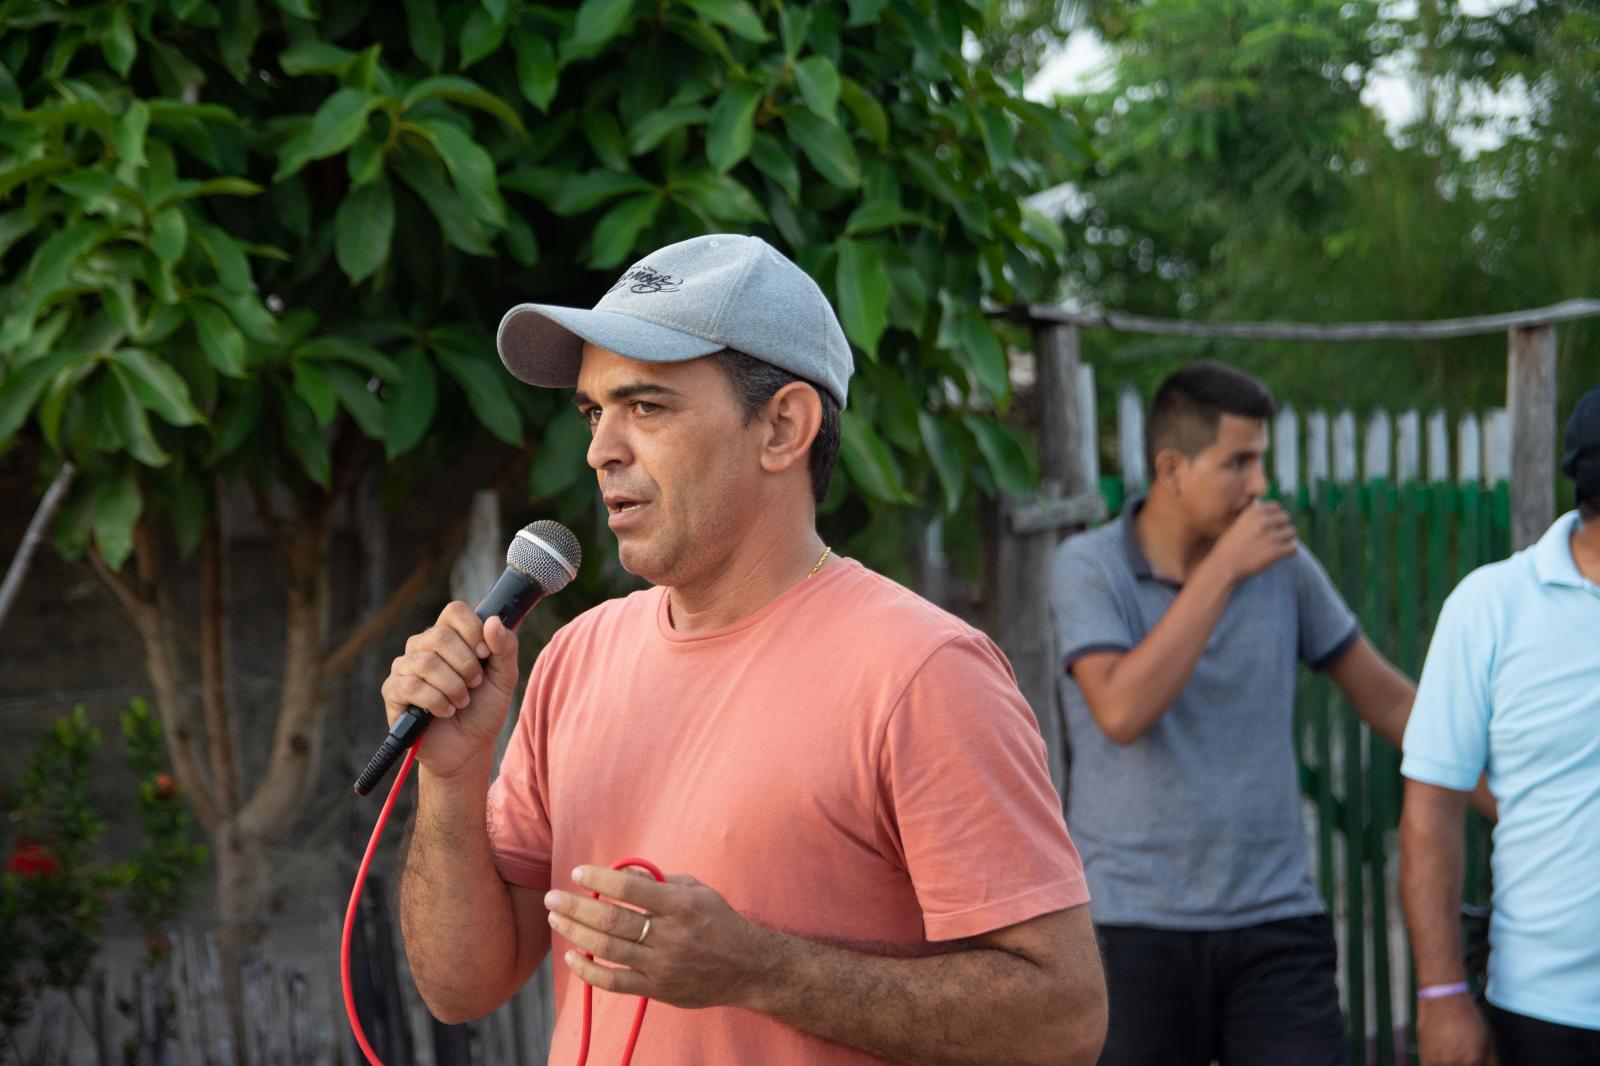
top-left (486, 557), bottom-right (1089, 1065)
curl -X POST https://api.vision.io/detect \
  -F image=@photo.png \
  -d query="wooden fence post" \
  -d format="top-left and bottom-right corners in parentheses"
top-left (985, 323), bottom-right (1099, 798)
top-left (1508, 324), bottom-right (1557, 549)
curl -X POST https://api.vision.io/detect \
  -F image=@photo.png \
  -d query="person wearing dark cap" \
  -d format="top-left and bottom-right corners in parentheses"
top-left (380, 235), bottom-right (1107, 1065)
top-left (1401, 383), bottom-right (1600, 1066)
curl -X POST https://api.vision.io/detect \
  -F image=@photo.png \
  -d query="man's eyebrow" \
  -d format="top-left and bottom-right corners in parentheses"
top-left (572, 382), bottom-right (683, 407)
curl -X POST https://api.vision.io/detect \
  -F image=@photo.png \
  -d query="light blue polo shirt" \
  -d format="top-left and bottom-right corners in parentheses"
top-left (1402, 511), bottom-right (1600, 1030)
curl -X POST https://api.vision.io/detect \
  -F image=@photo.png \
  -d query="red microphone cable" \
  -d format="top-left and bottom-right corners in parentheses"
top-left (342, 740), bottom-right (662, 1066)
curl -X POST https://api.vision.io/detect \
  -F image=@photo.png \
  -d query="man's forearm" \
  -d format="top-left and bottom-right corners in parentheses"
top-left (398, 756), bottom-right (536, 1022)
top-left (742, 924), bottom-right (1105, 1066)
top-left (1400, 780), bottom-right (1471, 986)
top-left (1091, 562), bottom-right (1234, 743)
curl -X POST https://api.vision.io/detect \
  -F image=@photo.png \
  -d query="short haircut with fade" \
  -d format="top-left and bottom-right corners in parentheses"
top-left (1145, 361), bottom-right (1278, 472)
top-left (710, 348), bottom-right (841, 505)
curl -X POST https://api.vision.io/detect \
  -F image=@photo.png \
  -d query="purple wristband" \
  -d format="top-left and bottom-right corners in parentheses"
top-left (1418, 982), bottom-right (1471, 1000)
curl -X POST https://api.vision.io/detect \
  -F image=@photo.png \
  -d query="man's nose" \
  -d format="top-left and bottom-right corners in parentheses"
top-left (586, 413), bottom-right (629, 471)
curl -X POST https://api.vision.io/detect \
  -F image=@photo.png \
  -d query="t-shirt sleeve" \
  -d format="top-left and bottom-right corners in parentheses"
top-left (876, 633), bottom-right (1091, 942)
top-left (1293, 547), bottom-right (1360, 669)
top-left (484, 656), bottom-right (556, 890)
top-left (1401, 578), bottom-right (1493, 791)
top-left (1051, 538), bottom-right (1136, 670)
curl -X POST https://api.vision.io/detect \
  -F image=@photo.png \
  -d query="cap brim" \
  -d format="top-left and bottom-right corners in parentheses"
top-left (497, 304), bottom-right (723, 389)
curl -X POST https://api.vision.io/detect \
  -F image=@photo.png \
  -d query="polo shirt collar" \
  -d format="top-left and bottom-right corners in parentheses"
top-left (1532, 510), bottom-right (1590, 588)
top-left (1118, 496), bottom-right (1156, 579)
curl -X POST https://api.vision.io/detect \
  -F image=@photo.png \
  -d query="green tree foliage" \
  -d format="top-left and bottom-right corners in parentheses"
top-left (1053, 0), bottom-right (1600, 416)
top-left (0, 0), bottom-right (1083, 950)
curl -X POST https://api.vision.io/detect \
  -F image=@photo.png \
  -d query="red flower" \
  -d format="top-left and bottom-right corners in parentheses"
top-left (153, 774), bottom-right (177, 801)
top-left (7, 841), bottom-right (58, 878)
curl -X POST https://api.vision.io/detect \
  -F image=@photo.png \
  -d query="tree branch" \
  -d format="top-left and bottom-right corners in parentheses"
top-left (248, 480), bottom-right (293, 571)
top-left (201, 515), bottom-right (242, 815)
top-left (89, 539), bottom-right (222, 832)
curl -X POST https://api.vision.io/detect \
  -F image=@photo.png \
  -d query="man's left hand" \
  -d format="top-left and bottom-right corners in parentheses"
top-left (545, 865), bottom-right (775, 1010)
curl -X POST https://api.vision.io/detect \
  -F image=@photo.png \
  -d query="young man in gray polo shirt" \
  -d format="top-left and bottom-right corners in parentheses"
top-left (1050, 361), bottom-right (1419, 1066)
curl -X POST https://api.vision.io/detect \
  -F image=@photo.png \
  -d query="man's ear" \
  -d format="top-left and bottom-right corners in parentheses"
top-left (758, 381), bottom-right (822, 475)
top-left (1152, 446), bottom-right (1188, 493)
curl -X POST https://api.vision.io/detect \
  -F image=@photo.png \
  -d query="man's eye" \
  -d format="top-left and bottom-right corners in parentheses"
top-left (631, 401), bottom-right (659, 415)
top-left (581, 407), bottom-right (600, 426)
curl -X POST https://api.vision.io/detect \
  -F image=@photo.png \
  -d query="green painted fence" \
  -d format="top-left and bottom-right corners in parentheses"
top-left (1096, 474), bottom-right (1505, 1066)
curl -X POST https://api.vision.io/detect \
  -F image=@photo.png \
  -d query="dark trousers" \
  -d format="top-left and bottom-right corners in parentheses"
top-left (1489, 1003), bottom-right (1600, 1066)
top-left (1095, 915), bottom-right (1345, 1066)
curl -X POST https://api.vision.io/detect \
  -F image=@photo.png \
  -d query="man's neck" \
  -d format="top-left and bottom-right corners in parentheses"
top-left (1135, 491), bottom-right (1214, 583)
top-left (665, 523), bottom-right (828, 634)
top-left (1570, 514), bottom-right (1600, 585)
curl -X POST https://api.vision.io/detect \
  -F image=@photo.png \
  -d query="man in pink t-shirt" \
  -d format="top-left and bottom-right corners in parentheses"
top-left (381, 235), bottom-right (1106, 1065)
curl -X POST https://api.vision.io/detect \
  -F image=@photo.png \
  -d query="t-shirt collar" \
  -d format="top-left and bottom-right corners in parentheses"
top-left (1532, 510), bottom-right (1591, 589)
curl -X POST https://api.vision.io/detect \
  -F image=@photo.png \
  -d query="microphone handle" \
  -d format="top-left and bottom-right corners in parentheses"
top-left (353, 569), bottom-right (548, 796)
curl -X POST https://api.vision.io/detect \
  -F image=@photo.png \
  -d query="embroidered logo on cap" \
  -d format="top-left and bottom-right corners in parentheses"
top-left (608, 265), bottom-right (683, 295)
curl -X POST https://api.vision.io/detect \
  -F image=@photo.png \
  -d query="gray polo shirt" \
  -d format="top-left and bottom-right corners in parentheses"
top-left (1049, 499), bottom-right (1359, 929)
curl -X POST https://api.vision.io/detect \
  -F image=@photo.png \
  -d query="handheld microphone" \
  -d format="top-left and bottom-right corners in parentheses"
top-left (353, 520), bottom-right (582, 796)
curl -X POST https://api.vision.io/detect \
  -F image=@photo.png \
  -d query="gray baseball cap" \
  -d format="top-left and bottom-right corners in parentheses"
top-left (497, 234), bottom-right (853, 407)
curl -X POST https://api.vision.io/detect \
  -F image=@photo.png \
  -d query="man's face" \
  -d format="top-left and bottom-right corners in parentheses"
top-left (574, 344), bottom-right (764, 585)
top-left (1168, 414), bottom-right (1271, 537)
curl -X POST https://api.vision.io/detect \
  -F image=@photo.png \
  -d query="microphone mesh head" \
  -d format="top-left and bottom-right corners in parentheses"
top-left (506, 520), bottom-right (582, 594)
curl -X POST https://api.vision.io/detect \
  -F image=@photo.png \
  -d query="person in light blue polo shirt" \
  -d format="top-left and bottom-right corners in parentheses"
top-left (1401, 383), bottom-right (1600, 1066)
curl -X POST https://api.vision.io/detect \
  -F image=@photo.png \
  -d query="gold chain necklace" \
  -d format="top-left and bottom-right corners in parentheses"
top-left (667, 545), bottom-right (831, 621)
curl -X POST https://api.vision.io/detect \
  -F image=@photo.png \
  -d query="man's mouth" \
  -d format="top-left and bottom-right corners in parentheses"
top-left (604, 495), bottom-right (648, 515)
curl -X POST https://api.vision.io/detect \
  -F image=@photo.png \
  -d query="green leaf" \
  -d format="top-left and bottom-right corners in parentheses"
top-left (978, 105), bottom-right (1014, 170)
top-left (311, 87), bottom-right (379, 156)
top-left (584, 111), bottom-right (628, 171)
top-left (166, 473), bottom-right (205, 557)
top-left (112, 100), bottom-right (151, 171)
top-left (190, 301), bottom-right (248, 377)
top-left (551, 170), bottom-right (655, 215)
top-left (272, 0), bottom-right (316, 18)
top-left (188, 223), bottom-right (252, 293)
top-left (103, 7), bottom-right (137, 76)
top-left (844, 199), bottom-right (930, 235)
top-left (795, 56), bottom-right (840, 119)
top-left (27, 222), bottom-right (109, 294)
top-left (750, 133), bottom-right (801, 202)
top-left (291, 362), bottom-right (337, 426)
top-left (845, 0), bottom-right (890, 26)
top-left (433, 334), bottom-right (522, 445)
top-left (151, 206), bottom-right (187, 264)
top-left (334, 175), bottom-right (395, 283)
top-left (529, 411), bottom-right (591, 497)
top-left (706, 82), bottom-right (761, 173)
top-left (570, 0), bottom-right (635, 51)
top-left (674, 172), bottom-right (766, 223)
top-left (402, 0), bottom-right (445, 73)
top-left (840, 410), bottom-right (910, 504)
top-left (209, 387), bottom-right (261, 461)
top-left (919, 411), bottom-right (966, 513)
top-left (109, 348), bottom-right (204, 426)
top-left (393, 150), bottom-right (493, 256)
top-left (458, 8), bottom-right (506, 68)
top-left (414, 117), bottom-right (505, 226)
top-left (627, 105), bottom-right (709, 156)
top-left (403, 75), bottom-right (525, 134)
top-left (347, 131), bottom-right (386, 185)
top-left (104, 370), bottom-right (172, 467)
top-left (326, 364), bottom-right (385, 438)
top-left (218, 0), bottom-right (261, 81)
top-left (589, 192), bottom-right (660, 269)
top-left (482, 0), bottom-right (507, 21)
top-left (956, 310), bottom-right (1008, 400)
top-left (0, 209), bottom-right (37, 260)
top-left (784, 109), bottom-right (860, 188)
top-left (839, 77), bottom-right (889, 148)
top-left (93, 469), bottom-right (144, 569)
top-left (835, 238), bottom-right (888, 356)
top-left (277, 382), bottom-right (331, 487)
top-left (385, 346), bottom-right (436, 458)
top-left (279, 40), bottom-right (356, 75)
top-left (779, 6), bottom-right (813, 59)
top-left (1019, 204), bottom-right (1066, 256)
top-left (511, 28), bottom-right (558, 112)
top-left (297, 336), bottom-right (401, 381)
top-left (0, 350), bottom-right (83, 445)
top-left (964, 415), bottom-right (1034, 497)
top-left (682, 0), bottom-right (769, 42)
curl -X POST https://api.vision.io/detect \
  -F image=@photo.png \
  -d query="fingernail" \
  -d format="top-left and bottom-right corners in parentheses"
top-left (469, 675), bottom-right (483, 688)
top-left (476, 642), bottom-right (490, 658)
top-left (544, 890), bottom-right (562, 907)
top-left (572, 867), bottom-right (586, 884)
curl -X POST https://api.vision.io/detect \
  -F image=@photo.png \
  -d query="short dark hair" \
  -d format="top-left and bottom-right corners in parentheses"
top-left (1146, 361), bottom-right (1277, 472)
top-left (710, 348), bottom-right (840, 504)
